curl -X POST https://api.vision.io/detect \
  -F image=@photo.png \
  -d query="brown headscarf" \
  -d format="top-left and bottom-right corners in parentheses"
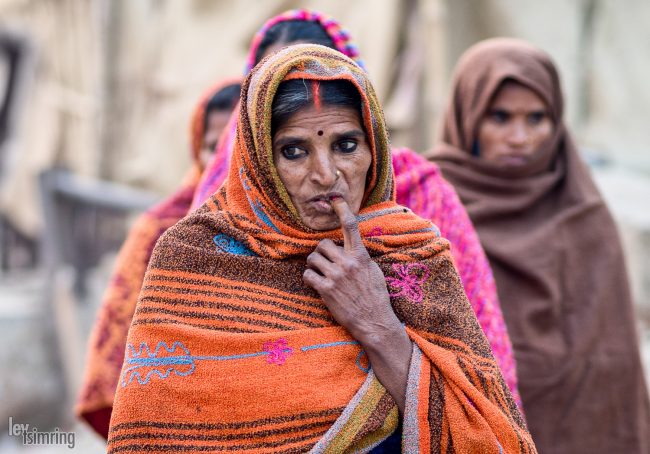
top-left (428, 38), bottom-right (650, 453)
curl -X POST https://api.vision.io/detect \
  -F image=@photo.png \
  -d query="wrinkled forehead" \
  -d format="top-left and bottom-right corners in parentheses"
top-left (246, 46), bottom-right (367, 122)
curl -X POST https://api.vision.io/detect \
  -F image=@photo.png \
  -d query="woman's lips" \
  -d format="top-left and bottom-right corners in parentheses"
top-left (311, 199), bottom-right (334, 213)
top-left (499, 154), bottom-right (528, 166)
top-left (308, 193), bottom-right (343, 214)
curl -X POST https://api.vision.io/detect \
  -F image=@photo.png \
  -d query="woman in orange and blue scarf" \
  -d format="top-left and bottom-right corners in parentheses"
top-left (108, 44), bottom-right (534, 454)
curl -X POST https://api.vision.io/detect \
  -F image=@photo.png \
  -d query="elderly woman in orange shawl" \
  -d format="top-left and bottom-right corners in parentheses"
top-left (107, 45), bottom-right (534, 453)
top-left (429, 38), bottom-right (650, 453)
top-left (194, 9), bottom-right (520, 404)
top-left (76, 79), bottom-right (240, 438)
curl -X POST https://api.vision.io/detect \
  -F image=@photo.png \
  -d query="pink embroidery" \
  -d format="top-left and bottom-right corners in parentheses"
top-left (263, 338), bottom-right (293, 365)
top-left (386, 263), bottom-right (430, 303)
top-left (367, 226), bottom-right (384, 237)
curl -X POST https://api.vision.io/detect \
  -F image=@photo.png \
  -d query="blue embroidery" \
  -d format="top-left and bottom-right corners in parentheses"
top-left (356, 350), bottom-right (370, 373)
top-left (239, 167), bottom-right (251, 190)
top-left (251, 200), bottom-right (282, 233)
top-left (213, 233), bottom-right (256, 256)
top-left (122, 338), bottom-right (369, 386)
top-left (121, 341), bottom-right (285, 387)
top-left (238, 166), bottom-right (281, 233)
top-left (301, 340), bottom-right (370, 374)
top-left (300, 340), bottom-right (359, 352)
top-left (357, 207), bottom-right (441, 238)
top-left (122, 341), bottom-right (195, 386)
top-left (408, 225), bottom-right (441, 237)
top-left (356, 207), bottom-right (405, 223)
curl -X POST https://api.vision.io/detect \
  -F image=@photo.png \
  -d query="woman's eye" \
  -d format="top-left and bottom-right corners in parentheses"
top-left (281, 146), bottom-right (307, 160)
top-left (489, 110), bottom-right (510, 124)
top-left (337, 140), bottom-right (358, 153)
top-left (527, 111), bottom-right (546, 125)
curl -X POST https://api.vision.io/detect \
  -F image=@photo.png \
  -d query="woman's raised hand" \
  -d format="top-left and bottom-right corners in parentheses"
top-left (303, 198), bottom-right (412, 413)
top-left (302, 198), bottom-right (400, 341)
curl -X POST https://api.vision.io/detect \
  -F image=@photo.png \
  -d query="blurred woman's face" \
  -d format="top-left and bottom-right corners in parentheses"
top-left (199, 109), bottom-right (232, 168)
top-left (477, 81), bottom-right (554, 166)
top-left (272, 104), bottom-right (371, 231)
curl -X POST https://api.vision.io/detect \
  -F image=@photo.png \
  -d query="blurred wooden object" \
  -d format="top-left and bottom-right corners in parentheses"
top-left (39, 168), bottom-right (158, 295)
top-left (0, 27), bottom-right (37, 272)
top-left (384, 0), bottom-right (448, 151)
top-left (38, 167), bottom-right (158, 401)
top-left (51, 266), bottom-right (83, 399)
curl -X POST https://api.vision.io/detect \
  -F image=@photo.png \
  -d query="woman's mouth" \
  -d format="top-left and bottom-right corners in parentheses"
top-left (499, 154), bottom-right (529, 166)
top-left (308, 193), bottom-right (343, 214)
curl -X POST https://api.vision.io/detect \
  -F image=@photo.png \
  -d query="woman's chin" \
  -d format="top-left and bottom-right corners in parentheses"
top-left (301, 213), bottom-right (341, 231)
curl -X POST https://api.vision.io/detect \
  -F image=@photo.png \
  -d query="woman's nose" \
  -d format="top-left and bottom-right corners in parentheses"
top-left (309, 149), bottom-right (337, 187)
top-left (507, 121), bottom-right (529, 147)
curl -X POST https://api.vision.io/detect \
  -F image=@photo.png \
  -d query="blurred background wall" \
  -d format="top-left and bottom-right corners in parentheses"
top-left (0, 0), bottom-right (648, 452)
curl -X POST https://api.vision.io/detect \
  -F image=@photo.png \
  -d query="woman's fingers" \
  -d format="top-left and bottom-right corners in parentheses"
top-left (331, 198), bottom-right (364, 254)
top-left (315, 238), bottom-right (344, 262)
top-left (306, 250), bottom-right (337, 277)
top-left (302, 268), bottom-right (333, 294)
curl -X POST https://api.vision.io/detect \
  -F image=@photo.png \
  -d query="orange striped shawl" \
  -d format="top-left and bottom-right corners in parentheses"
top-left (107, 45), bottom-right (534, 453)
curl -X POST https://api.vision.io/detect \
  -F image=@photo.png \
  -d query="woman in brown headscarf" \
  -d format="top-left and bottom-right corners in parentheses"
top-left (429, 38), bottom-right (650, 453)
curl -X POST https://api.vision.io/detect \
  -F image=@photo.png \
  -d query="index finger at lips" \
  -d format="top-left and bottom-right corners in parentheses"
top-left (331, 198), bottom-right (363, 253)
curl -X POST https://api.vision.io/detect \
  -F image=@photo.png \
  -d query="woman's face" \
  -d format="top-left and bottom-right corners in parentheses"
top-left (199, 109), bottom-right (232, 168)
top-left (477, 81), bottom-right (554, 166)
top-left (272, 104), bottom-right (372, 231)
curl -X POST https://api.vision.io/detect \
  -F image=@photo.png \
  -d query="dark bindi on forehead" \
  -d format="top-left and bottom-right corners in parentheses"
top-left (317, 130), bottom-right (323, 136)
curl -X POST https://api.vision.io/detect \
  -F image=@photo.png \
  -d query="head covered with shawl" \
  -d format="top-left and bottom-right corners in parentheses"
top-left (429, 38), bottom-right (650, 452)
top-left (245, 8), bottom-right (364, 73)
top-left (107, 44), bottom-right (534, 454)
top-left (191, 9), bottom-right (364, 209)
top-left (432, 38), bottom-right (564, 179)
top-left (76, 78), bottom-right (241, 438)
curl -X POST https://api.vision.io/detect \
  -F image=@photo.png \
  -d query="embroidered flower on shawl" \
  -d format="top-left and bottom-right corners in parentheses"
top-left (386, 263), bottom-right (430, 303)
top-left (263, 338), bottom-right (293, 365)
top-left (213, 234), bottom-right (256, 256)
top-left (367, 226), bottom-right (384, 237)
